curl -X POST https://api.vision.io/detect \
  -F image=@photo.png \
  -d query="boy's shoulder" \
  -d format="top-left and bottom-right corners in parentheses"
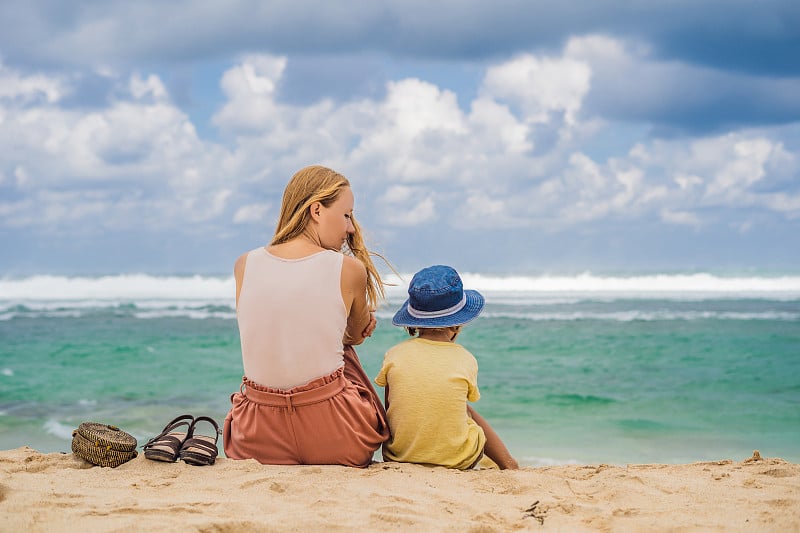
top-left (386, 337), bottom-right (474, 357)
top-left (386, 337), bottom-right (422, 353)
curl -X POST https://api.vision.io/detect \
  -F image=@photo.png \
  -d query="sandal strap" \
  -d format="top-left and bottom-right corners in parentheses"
top-left (143, 433), bottom-right (185, 451)
top-left (179, 416), bottom-right (220, 462)
top-left (180, 438), bottom-right (218, 455)
top-left (144, 414), bottom-right (193, 446)
top-left (143, 414), bottom-right (194, 452)
top-left (187, 416), bottom-right (221, 445)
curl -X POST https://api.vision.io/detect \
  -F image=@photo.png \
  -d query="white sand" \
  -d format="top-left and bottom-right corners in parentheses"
top-left (1, 447), bottom-right (798, 531)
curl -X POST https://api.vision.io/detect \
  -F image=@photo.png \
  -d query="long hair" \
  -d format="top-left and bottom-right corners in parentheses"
top-left (271, 165), bottom-right (386, 306)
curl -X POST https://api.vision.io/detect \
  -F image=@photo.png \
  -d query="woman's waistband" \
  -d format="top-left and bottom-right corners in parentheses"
top-left (240, 371), bottom-right (348, 409)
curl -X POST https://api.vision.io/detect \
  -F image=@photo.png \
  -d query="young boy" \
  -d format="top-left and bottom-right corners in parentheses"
top-left (375, 265), bottom-right (518, 470)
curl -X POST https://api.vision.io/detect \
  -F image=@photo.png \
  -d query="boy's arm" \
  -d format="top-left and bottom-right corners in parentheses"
top-left (380, 382), bottom-right (392, 463)
top-left (467, 405), bottom-right (519, 470)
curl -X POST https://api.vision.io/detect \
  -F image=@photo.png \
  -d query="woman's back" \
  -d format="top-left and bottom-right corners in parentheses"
top-left (237, 247), bottom-right (347, 389)
top-left (223, 164), bottom-right (388, 466)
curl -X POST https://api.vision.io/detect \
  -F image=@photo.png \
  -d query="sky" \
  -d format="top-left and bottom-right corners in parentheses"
top-left (1, 0), bottom-right (799, 276)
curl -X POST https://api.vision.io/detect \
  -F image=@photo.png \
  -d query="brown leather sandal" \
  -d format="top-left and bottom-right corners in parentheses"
top-left (143, 414), bottom-right (194, 462)
top-left (179, 416), bottom-right (220, 466)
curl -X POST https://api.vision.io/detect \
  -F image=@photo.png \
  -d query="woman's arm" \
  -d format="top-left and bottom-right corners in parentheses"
top-left (341, 255), bottom-right (375, 345)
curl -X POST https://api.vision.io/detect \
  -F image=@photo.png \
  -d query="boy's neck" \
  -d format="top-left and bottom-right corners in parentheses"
top-left (418, 328), bottom-right (459, 343)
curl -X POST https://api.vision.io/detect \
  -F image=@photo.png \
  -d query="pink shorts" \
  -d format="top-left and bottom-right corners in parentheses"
top-left (223, 346), bottom-right (389, 467)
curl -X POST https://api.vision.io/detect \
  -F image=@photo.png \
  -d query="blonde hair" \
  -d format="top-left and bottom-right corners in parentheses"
top-left (271, 165), bottom-right (386, 306)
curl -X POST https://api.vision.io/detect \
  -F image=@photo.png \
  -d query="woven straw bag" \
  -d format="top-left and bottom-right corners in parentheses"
top-left (71, 422), bottom-right (138, 467)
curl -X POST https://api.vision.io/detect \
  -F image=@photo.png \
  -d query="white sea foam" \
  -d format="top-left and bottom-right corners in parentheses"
top-left (461, 272), bottom-right (800, 293)
top-left (521, 455), bottom-right (582, 467)
top-left (480, 311), bottom-right (800, 322)
top-left (0, 274), bottom-right (235, 301)
top-left (133, 309), bottom-right (236, 320)
top-left (1, 368), bottom-right (13, 376)
top-left (1, 272), bottom-right (799, 308)
top-left (384, 272), bottom-right (800, 302)
top-left (43, 419), bottom-right (75, 440)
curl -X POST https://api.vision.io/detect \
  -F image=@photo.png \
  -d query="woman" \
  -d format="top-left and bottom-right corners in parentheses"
top-left (223, 165), bottom-right (389, 467)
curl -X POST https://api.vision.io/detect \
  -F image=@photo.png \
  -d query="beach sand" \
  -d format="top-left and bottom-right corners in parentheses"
top-left (1, 447), bottom-right (798, 532)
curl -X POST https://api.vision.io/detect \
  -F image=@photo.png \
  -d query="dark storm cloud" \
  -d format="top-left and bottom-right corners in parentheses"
top-left (581, 56), bottom-right (800, 133)
top-left (2, 0), bottom-right (798, 75)
top-left (276, 54), bottom-right (389, 105)
top-left (3, 1), bottom-right (798, 134)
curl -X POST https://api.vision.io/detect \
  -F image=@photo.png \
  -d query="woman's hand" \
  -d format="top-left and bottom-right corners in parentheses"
top-left (361, 310), bottom-right (377, 338)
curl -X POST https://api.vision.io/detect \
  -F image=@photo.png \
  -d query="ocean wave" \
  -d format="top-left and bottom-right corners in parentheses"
top-left (520, 456), bottom-right (582, 467)
top-left (481, 311), bottom-right (800, 322)
top-left (544, 393), bottom-right (618, 406)
top-left (132, 309), bottom-right (237, 320)
top-left (0, 274), bottom-right (235, 301)
top-left (43, 419), bottom-right (76, 440)
top-left (3, 302), bottom-right (797, 322)
top-left (2, 272), bottom-right (800, 302)
top-left (457, 272), bottom-right (800, 294)
top-left (0, 301), bottom-right (237, 321)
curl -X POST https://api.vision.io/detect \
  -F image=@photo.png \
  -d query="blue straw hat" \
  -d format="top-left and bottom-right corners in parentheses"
top-left (392, 265), bottom-right (485, 328)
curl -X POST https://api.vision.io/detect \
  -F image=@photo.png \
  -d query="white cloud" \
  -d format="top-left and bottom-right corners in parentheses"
top-left (381, 78), bottom-right (466, 138)
top-left (764, 193), bottom-right (800, 217)
top-left (674, 173), bottom-right (704, 191)
top-left (384, 196), bottom-right (436, 227)
top-left (129, 73), bottom-right (168, 101)
top-left (381, 185), bottom-right (414, 204)
top-left (378, 185), bottom-right (437, 226)
top-left (660, 209), bottom-right (703, 228)
top-left (467, 97), bottom-right (531, 154)
top-left (13, 165), bottom-right (29, 188)
top-left (481, 53), bottom-right (591, 126)
top-left (526, 152), bottom-right (654, 226)
top-left (212, 55), bottom-right (287, 133)
top-left (633, 134), bottom-right (800, 219)
top-left (565, 34), bottom-right (639, 65)
top-left (461, 192), bottom-right (508, 228)
top-left (0, 64), bottom-right (235, 230)
top-left (348, 78), bottom-right (469, 183)
top-left (706, 138), bottom-right (776, 198)
top-left (1, 40), bottom-right (799, 242)
top-left (233, 203), bottom-right (271, 224)
top-left (0, 60), bottom-right (65, 103)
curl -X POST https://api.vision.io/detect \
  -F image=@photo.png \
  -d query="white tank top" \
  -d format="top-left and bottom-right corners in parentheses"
top-left (237, 248), bottom-right (346, 389)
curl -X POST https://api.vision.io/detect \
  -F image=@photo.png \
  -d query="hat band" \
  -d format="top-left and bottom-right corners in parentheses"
top-left (406, 294), bottom-right (467, 319)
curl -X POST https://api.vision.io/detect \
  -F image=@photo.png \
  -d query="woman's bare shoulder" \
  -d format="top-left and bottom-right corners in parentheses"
top-left (234, 252), bottom-right (249, 276)
top-left (341, 254), bottom-right (367, 275)
top-left (341, 254), bottom-right (367, 288)
top-left (233, 251), bottom-right (253, 306)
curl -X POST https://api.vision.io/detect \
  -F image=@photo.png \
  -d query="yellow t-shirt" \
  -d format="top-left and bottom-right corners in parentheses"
top-left (374, 337), bottom-right (486, 469)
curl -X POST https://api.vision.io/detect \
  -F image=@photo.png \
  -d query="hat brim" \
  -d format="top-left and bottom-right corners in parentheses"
top-left (391, 290), bottom-right (485, 328)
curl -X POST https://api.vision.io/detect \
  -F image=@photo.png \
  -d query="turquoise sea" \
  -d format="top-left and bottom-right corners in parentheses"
top-left (1, 273), bottom-right (799, 466)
